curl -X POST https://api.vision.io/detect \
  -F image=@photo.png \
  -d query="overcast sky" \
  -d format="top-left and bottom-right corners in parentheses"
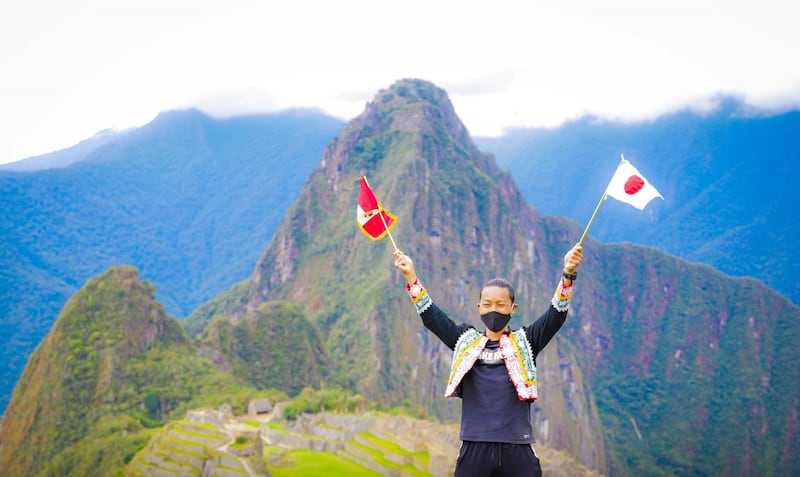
top-left (1, 0), bottom-right (798, 165)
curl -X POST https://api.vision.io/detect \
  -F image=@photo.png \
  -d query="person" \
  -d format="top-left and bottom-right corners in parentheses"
top-left (393, 243), bottom-right (584, 477)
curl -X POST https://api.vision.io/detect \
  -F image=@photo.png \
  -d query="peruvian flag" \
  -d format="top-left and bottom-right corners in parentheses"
top-left (605, 159), bottom-right (663, 210)
top-left (357, 176), bottom-right (398, 240)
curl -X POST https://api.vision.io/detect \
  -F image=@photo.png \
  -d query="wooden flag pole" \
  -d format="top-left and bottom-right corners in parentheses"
top-left (378, 205), bottom-right (399, 252)
top-left (579, 192), bottom-right (607, 245)
top-left (578, 154), bottom-right (627, 245)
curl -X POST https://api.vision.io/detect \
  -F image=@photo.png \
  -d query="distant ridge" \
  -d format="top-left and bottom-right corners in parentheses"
top-left (475, 104), bottom-right (800, 304)
top-left (0, 128), bottom-right (122, 171)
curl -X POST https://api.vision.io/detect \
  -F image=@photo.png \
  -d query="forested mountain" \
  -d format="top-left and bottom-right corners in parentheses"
top-left (0, 266), bottom-right (261, 476)
top-left (184, 79), bottom-right (799, 476)
top-left (474, 104), bottom-right (800, 304)
top-left (0, 109), bottom-right (343, 411)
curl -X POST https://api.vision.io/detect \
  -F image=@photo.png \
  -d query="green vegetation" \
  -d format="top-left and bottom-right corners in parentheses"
top-left (197, 301), bottom-right (329, 397)
top-left (230, 435), bottom-right (252, 449)
top-left (348, 440), bottom-right (413, 472)
top-left (266, 448), bottom-right (382, 477)
top-left (358, 432), bottom-right (429, 467)
top-left (0, 267), bottom-right (264, 476)
top-left (265, 420), bottom-right (287, 431)
top-left (282, 387), bottom-right (366, 420)
top-left (545, 238), bottom-right (800, 477)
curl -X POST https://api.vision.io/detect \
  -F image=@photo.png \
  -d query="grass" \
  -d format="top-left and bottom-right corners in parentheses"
top-left (135, 458), bottom-right (200, 477)
top-left (171, 430), bottom-right (226, 443)
top-left (265, 420), bottom-right (287, 431)
top-left (162, 435), bottom-right (209, 451)
top-left (153, 442), bottom-right (206, 460)
top-left (180, 420), bottom-right (219, 431)
top-left (216, 464), bottom-right (247, 474)
top-left (347, 438), bottom-right (434, 477)
top-left (266, 449), bottom-right (382, 477)
top-left (265, 419), bottom-right (334, 441)
top-left (358, 431), bottom-right (429, 466)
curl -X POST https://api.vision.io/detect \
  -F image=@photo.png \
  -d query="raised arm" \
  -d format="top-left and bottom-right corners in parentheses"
top-left (528, 243), bottom-right (584, 353)
top-left (394, 250), bottom-right (464, 349)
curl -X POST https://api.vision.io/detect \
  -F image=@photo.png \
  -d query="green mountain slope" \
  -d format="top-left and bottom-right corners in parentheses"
top-left (541, 217), bottom-right (800, 475)
top-left (0, 266), bottom-right (259, 477)
top-left (197, 300), bottom-right (329, 396)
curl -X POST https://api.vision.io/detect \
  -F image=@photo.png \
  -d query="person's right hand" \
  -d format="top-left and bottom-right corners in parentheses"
top-left (393, 250), bottom-right (417, 284)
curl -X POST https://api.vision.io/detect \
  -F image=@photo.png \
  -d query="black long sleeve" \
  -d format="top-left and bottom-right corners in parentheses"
top-left (525, 305), bottom-right (568, 357)
top-left (419, 301), bottom-right (567, 357)
top-left (419, 302), bottom-right (467, 350)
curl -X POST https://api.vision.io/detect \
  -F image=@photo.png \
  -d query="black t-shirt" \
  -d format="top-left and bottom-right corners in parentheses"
top-left (460, 339), bottom-right (536, 443)
top-left (419, 301), bottom-right (567, 444)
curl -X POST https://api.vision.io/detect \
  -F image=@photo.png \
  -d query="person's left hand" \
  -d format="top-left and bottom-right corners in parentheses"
top-left (564, 244), bottom-right (584, 274)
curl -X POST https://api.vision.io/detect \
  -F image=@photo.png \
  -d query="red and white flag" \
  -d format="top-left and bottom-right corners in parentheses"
top-left (357, 176), bottom-right (398, 240)
top-left (605, 159), bottom-right (663, 210)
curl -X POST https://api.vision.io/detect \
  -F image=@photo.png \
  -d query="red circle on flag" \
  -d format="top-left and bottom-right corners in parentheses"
top-left (624, 175), bottom-right (645, 195)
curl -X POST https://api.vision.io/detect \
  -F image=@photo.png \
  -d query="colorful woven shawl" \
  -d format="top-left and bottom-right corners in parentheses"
top-left (444, 327), bottom-right (538, 401)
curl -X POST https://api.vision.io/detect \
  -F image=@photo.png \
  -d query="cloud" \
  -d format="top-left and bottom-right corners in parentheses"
top-left (2, 0), bottom-right (800, 163)
top-left (444, 71), bottom-right (518, 96)
top-left (744, 84), bottom-right (800, 115)
top-left (191, 87), bottom-right (285, 118)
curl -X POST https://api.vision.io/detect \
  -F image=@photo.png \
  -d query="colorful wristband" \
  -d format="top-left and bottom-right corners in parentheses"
top-left (406, 278), bottom-right (433, 314)
top-left (551, 277), bottom-right (574, 312)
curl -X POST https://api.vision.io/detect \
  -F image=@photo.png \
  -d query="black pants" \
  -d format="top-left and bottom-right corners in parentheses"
top-left (454, 441), bottom-right (542, 477)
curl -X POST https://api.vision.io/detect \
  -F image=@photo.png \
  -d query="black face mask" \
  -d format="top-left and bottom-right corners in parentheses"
top-left (480, 311), bottom-right (512, 332)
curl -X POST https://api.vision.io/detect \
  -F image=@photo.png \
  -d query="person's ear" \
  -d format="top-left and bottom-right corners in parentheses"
top-left (511, 303), bottom-right (519, 314)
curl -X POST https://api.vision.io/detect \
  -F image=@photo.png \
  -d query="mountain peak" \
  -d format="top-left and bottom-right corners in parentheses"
top-left (151, 107), bottom-right (210, 123)
top-left (314, 78), bottom-right (492, 205)
top-left (52, 266), bottom-right (188, 357)
top-left (232, 79), bottom-right (556, 416)
top-left (0, 265), bottom-right (189, 475)
top-left (354, 78), bottom-right (470, 143)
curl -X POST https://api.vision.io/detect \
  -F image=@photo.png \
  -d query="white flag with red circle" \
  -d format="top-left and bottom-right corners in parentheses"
top-left (605, 159), bottom-right (663, 210)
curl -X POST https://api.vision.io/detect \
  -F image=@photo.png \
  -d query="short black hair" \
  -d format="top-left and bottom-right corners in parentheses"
top-left (480, 278), bottom-right (515, 304)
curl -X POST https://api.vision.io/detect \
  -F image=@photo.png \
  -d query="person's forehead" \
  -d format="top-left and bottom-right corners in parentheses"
top-left (481, 285), bottom-right (512, 301)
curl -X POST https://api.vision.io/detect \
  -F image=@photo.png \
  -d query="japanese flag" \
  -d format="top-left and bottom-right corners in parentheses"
top-left (605, 159), bottom-right (663, 210)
